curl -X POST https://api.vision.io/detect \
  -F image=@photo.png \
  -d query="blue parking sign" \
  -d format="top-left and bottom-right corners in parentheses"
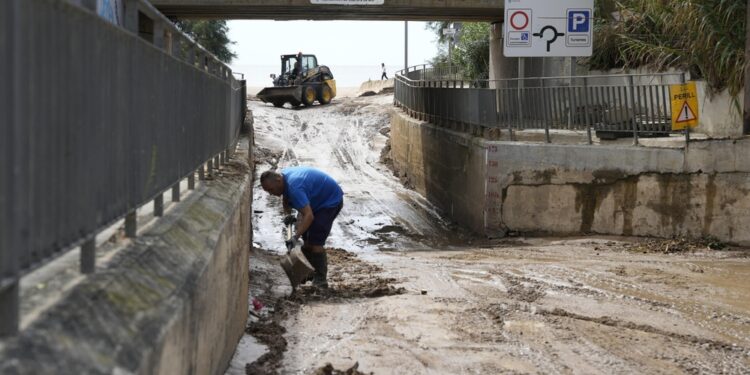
top-left (567, 10), bottom-right (590, 33)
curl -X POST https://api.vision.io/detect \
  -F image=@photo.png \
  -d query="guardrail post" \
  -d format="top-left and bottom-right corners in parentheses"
top-left (207, 159), bottom-right (214, 179)
top-left (584, 77), bottom-right (593, 144)
top-left (517, 58), bottom-right (525, 134)
top-left (188, 172), bottom-right (195, 190)
top-left (198, 164), bottom-right (205, 180)
top-left (153, 20), bottom-right (165, 49)
top-left (194, 50), bottom-right (201, 69)
top-left (170, 34), bottom-right (181, 58)
top-left (681, 72), bottom-right (690, 147)
top-left (125, 211), bottom-right (137, 238)
top-left (542, 79), bottom-right (550, 143)
top-left (80, 236), bottom-right (96, 274)
top-left (187, 44), bottom-right (196, 66)
top-left (123, 0), bottom-right (138, 33)
top-left (154, 193), bottom-right (164, 216)
top-left (0, 282), bottom-right (19, 336)
top-left (214, 155), bottom-right (221, 170)
top-left (172, 182), bottom-right (180, 202)
top-left (628, 75), bottom-right (639, 146)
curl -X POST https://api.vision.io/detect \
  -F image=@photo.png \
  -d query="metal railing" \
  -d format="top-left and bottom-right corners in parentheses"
top-left (0, 0), bottom-right (245, 335)
top-left (395, 65), bottom-right (687, 144)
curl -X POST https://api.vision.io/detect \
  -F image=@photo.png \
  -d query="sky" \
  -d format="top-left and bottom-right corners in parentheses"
top-left (227, 20), bottom-right (441, 86)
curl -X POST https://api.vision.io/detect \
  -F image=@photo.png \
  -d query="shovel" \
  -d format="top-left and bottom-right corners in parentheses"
top-left (279, 220), bottom-right (314, 292)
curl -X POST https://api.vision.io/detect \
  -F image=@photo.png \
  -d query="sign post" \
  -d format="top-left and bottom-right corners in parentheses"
top-left (503, 0), bottom-right (593, 57)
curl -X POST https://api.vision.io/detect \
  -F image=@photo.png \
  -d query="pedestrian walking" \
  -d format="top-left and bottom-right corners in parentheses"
top-left (381, 63), bottom-right (388, 80)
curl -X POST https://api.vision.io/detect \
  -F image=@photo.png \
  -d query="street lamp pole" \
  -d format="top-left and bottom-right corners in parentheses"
top-left (404, 21), bottom-right (409, 71)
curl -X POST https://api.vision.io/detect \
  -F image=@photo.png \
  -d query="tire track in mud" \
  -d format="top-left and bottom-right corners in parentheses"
top-left (426, 248), bottom-right (750, 373)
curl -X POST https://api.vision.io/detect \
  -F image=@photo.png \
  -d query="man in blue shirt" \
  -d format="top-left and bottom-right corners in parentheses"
top-left (260, 166), bottom-right (344, 288)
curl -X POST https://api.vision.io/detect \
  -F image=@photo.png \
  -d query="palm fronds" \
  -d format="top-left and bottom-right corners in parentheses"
top-left (586, 0), bottom-right (745, 96)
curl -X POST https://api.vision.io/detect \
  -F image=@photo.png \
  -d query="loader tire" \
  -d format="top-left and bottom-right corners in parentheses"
top-left (301, 86), bottom-right (316, 107)
top-left (272, 101), bottom-right (284, 108)
top-left (319, 85), bottom-right (332, 105)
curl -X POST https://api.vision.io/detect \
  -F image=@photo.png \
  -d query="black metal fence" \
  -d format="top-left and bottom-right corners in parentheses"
top-left (395, 65), bottom-right (686, 144)
top-left (0, 0), bottom-right (244, 335)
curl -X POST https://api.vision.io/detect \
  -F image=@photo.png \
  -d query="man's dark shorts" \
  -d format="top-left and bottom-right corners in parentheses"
top-left (302, 200), bottom-right (343, 246)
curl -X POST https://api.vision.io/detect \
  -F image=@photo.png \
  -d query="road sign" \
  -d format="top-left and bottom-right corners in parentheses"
top-left (504, 0), bottom-right (593, 57)
top-left (670, 82), bottom-right (700, 130)
top-left (442, 28), bottom-right (456, 36)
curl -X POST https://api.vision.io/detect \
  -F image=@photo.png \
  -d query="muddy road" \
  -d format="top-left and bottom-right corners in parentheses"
top-left (233, 95), bottom-right (750, 374)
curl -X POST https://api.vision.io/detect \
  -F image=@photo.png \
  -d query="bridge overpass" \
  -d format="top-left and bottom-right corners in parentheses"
top-left (151, 0), bottom-right (504, 20)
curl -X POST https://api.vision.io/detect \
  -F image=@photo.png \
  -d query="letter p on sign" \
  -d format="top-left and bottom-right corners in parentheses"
top-left (567, 10), bottom-right (590, 32)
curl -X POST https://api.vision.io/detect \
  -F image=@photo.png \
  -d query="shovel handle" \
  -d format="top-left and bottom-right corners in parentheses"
top-left (285, 223), bottom-right (295, 252)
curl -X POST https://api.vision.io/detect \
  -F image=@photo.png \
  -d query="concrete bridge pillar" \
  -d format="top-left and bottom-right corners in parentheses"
top-left (489, 22), bottom-right (517, 87)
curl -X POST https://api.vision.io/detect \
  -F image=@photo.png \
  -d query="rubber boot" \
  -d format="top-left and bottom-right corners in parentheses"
top-left (306, 252), bottom-right (328, 289)
top-left (300, 248), bottom-right (315, 285)
top-left (313, 253), bottom-right (328, 289)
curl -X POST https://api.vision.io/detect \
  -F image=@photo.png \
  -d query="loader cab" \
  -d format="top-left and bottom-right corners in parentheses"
top-left (281, 54), bottom-right (318, 76)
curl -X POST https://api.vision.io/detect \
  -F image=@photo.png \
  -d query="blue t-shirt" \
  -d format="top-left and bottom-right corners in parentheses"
top-left (282, 166), bottom-right (343, 212)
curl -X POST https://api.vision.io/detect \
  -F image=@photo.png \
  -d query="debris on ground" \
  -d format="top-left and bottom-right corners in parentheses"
top-left (623, 236), bottom-right (729, 254)
top-left (253, 147), bottom-right (283, 169)
top-left (289, 248), bottom-right (406, 302)
top-left (243, 247), bottom-right (404, 374)
top-left (245, 317), bottom-right (287, 375)
top-left (313, 362), bottom-right (373, 375)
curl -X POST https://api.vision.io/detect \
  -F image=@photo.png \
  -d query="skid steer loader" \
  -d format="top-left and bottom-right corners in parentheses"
top-left (257, 53), bottom-right (336, 108)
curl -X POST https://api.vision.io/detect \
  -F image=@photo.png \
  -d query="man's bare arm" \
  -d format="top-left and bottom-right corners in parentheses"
top-left (295, 205), bottom-right (314, 238)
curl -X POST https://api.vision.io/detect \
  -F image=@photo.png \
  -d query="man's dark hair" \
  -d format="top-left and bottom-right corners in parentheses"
top-left (260, 170), bottom-right (280, 184)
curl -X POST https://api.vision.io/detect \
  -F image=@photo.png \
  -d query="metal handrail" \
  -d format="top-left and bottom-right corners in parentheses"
top-left (396, 65), bottom-right (683, 84)
top-left (394, 65), bottom-right (686, 145)
top-left (0, 0), bottom-right (245, 336)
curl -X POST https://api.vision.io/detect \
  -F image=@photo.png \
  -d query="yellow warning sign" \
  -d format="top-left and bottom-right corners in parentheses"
top-left (669, 81), bottom-right (699, 130)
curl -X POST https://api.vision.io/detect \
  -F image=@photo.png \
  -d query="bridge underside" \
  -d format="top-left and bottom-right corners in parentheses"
top-left (152, 1), bottom-right (504, 21)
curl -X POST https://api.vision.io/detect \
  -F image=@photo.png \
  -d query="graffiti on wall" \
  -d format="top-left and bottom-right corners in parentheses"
top-left (97, 0), bottom-right (123, 26)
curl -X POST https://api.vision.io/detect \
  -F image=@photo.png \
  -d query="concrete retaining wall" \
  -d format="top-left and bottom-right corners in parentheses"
top-left (0, 143), bottom-right (252, 375)
top-left (390, 109), bottom-right (750, 244)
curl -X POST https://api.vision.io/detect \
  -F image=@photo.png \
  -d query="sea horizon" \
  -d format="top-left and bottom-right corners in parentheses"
top-left (230, 64), bottom-right (404, 88)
